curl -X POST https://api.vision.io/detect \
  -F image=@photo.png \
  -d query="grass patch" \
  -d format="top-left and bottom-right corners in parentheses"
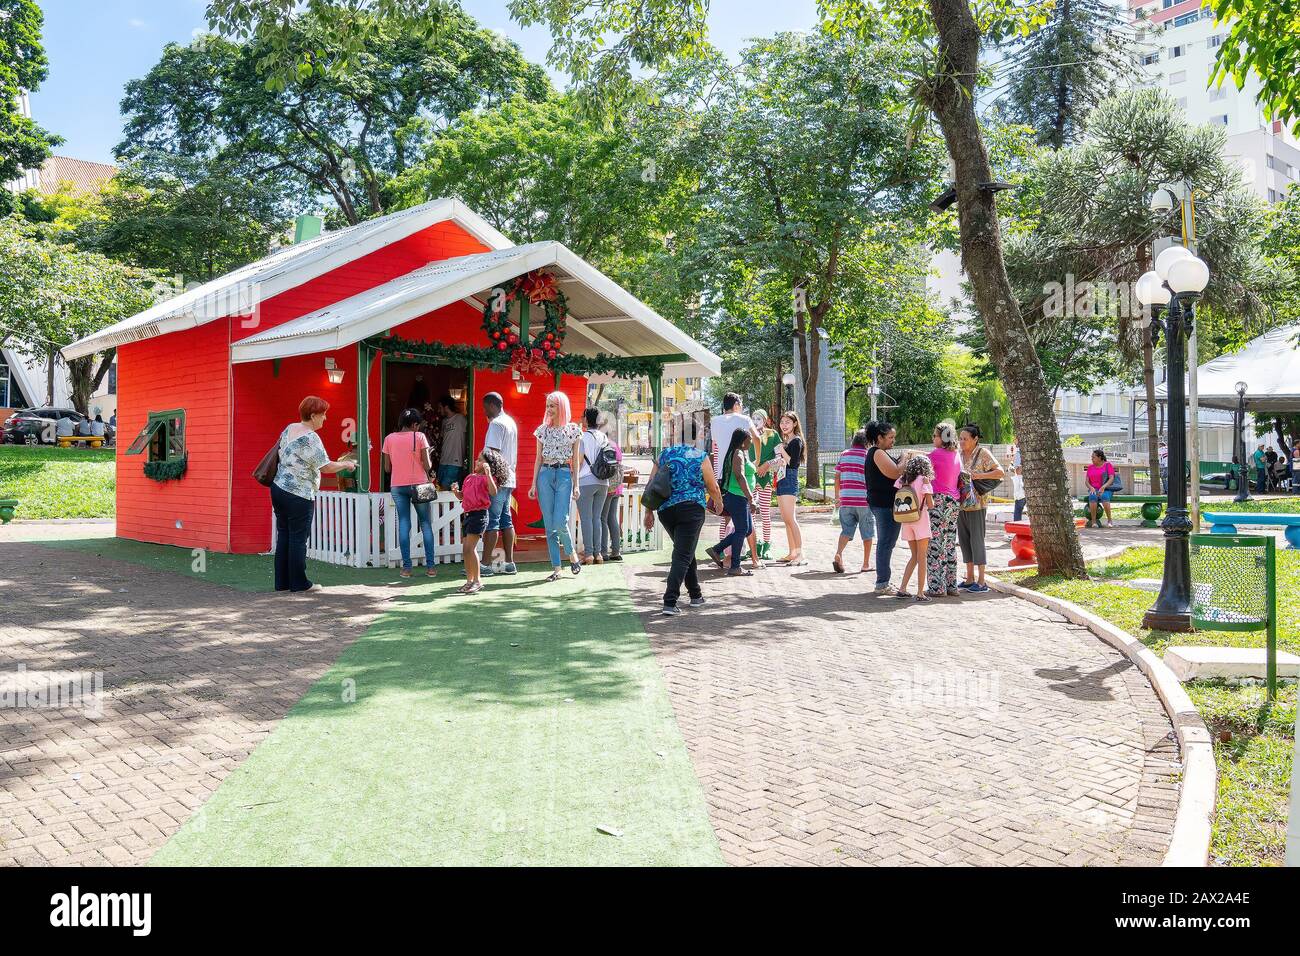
top-left (29, 535), bottom-right (722, 865)
top-left (1006, 546), bottom-right (1298, 866)
top-left (1071, 498), bottom-right (1300, 522)
top-left (0, 445), bottom-right (115, 519)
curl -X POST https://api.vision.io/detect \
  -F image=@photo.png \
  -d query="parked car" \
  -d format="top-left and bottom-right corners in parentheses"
top-left (1, 407), bottom-right (115, 445)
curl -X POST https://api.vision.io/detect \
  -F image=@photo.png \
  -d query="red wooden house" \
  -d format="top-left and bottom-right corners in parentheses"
top-left (63, 199), bottom-right (719, 564)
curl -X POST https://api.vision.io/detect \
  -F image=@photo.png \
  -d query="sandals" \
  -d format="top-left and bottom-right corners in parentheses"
top-left (458, 582), bottom-right (482, 594)
top-left (570, 560), bottom-right (582, 575)
top-left (544, 571), bottom-right (562, 582)
top-left (725, 567), bottom-right (753, 576)
top-left (914, 593), bottom-right (933, 603)
top-left (894, 589), bottom-right (913, 599)
top-left (832, 556), bottom-right (845, 574)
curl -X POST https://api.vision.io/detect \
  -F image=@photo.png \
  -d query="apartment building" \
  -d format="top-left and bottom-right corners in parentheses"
top-left (1130, 0), bottom-right (1300, 203)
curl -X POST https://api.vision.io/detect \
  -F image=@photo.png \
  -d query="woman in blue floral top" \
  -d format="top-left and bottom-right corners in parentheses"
top-left (270, 396), bottom-right (354, 593)
top-left (642, 441), bottom-right (723, 616)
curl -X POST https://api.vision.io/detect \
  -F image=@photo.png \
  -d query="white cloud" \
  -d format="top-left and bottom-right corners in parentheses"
top-left (128, 18), bottom-right (148, 29)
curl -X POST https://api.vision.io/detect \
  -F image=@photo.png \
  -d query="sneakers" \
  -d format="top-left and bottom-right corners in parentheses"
top-left (966, 583), bottom-right (990, 593)
top-left (607, 554), bottom-right (623, 562)
top-left (957, 581), bottom-right (976, 590)
top-left (689, 596), bottom-right (707, 608)
top-left (501, 562), bottom-right (518, 575)
top-left (480, 565), bottom-right (496, 577)
top-left (661, 604), bottom-right (683, 616)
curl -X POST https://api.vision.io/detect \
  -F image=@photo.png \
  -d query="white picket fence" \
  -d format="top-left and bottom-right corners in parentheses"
top-left (271, 486), bottom-right (661, 568)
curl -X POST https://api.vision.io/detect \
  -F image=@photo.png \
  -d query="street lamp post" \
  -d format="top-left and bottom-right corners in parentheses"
top-left (1233, 381), bottom-right (1251, 503)
top-left (1135, 247), bottom-right (1210, 632)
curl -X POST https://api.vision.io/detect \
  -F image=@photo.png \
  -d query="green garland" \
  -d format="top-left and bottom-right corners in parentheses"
top-left (144, 455), bottom-right (188, 482)
top-left (370, 336), bottom-right (665, 380)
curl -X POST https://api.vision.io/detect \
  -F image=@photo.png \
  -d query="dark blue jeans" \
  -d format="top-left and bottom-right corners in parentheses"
top-left (391, 484), bottom-right (435, 570)
top-left (718, 492), bottom-right (753, 569)
top-left (870, 504), bottom-right (901, 588)
top-left (271, 482), bottom-right (314, 592)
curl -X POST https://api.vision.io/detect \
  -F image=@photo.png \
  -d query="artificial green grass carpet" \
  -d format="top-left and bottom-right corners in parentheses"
top-left (144, 556), bottom-right (722, 866)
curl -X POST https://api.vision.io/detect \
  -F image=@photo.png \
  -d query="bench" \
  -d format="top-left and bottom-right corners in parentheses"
top-left (1076, 494), bottom-right (1165, 527)
top-left (1203, 511), bottom-right (1300, 550)
top-left (56, 435), bottom-right (106, 448)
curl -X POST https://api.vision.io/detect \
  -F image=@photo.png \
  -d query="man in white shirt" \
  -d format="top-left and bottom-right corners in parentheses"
top-left (710, 392), bottom-right (760, 555)
top-left (480, 391), bottom-right (519, 575)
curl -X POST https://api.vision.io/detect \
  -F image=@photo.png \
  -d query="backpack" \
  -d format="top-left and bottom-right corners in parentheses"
top-left (893, 483), bottom-right (922, 523)
top-left (584, 433), bottom-right (619, 482)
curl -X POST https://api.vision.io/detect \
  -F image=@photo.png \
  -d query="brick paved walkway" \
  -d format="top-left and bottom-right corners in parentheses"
top-left (2, 521), bottom-right (1182, 866)
top-left (0, 541), bottom-right (382, 865)
top-left (628, 521), bottom-right (1180, 866)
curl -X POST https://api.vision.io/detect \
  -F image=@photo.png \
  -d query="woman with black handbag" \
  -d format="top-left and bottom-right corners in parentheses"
top-left (265, 396), bottom-right (355, 593)
top-left (381, 407), bottom-right (438, 579)
top-left (956, 423), bottom-right (1004, 594)
top-left (642, 438), bottom-right (724, 616)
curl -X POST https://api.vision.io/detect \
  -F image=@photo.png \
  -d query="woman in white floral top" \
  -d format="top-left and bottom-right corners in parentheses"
top-left (529, 390), bottom-right (583, 581)
top-left (270, 396), bottom-right (354, 593)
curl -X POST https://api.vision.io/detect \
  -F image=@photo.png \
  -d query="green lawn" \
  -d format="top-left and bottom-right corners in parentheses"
top-left (1006, 546), bottom-right (1297, 866)
top-left (0, 444), bottom-right (115, 519)
top-left (1074, 498), bottom-right (1300, 522)
top-left (41, 536), bottom-right (723, 866)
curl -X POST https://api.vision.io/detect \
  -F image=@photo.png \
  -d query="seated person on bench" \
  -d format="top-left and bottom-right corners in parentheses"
top-left (90, 415), bottom-right (106, 438)
top-left (55, 415), bottom-right (75, 440)
top-left (76, 418), bottom-right (94, 437)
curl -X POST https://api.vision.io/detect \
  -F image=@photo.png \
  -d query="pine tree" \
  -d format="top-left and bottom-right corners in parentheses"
top-left (1001, 0), bottom-right (1139, 149)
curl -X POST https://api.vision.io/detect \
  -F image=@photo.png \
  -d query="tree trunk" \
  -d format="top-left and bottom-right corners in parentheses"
top-left (45, 350), bottom-right (55, 406)
top-left (773, 358), bottom-right (783, 421)
top-left (926, 0), bottom-right (1086, 577)
top-left (797, 319), bottom-right (822, 491)
top-left (1050, 0), bottom-right (1071, 149)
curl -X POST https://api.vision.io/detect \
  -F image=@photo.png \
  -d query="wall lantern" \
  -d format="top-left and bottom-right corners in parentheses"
top-left (449, 386), bottom-right (466, 402)
top-left (512, 370), bottom-right (532, 395)
top-left (324, 357), bottom-right (345, 384)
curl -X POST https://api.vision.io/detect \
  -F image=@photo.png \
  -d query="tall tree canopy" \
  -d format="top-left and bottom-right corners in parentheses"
top-left (120, 8), bottom-right (550, 224)
top-left (999, 0), bottom-right (1137, 149)
top-left (0, 217), bottom-right (158, 412)
top-left (0, 0), bottom-right (61, 184)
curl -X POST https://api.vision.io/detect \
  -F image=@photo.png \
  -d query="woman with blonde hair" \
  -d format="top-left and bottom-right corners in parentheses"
top-left (774, 411), bottom-right (806, 565)
top-left (529, 390), bottom-right (583, 581)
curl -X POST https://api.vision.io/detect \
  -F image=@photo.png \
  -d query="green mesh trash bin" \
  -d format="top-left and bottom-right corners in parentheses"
top-left (1190, 533), bottom-right (1278, 699)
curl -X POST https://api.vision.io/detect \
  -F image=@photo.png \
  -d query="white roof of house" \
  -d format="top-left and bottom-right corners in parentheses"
top-left (1156, 322), bottom-right (1300, 414)
top-left (230, 240), bottom-right (721, 379)
top-left (61, 198), bottom-right (512, 360)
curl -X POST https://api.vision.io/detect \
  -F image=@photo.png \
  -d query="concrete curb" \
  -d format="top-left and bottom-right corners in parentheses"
top-left (987, 543), bottom-right (1132, 577)
top-left (986, 576), bottom-right (1216, 868)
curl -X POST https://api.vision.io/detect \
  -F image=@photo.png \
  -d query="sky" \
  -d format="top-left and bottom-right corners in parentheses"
top-left (29, 0), bottom-right (820, 166)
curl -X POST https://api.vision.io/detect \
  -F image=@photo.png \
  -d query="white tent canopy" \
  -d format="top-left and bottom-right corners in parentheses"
top-left (1157, 323), bottom-right (1300, 414)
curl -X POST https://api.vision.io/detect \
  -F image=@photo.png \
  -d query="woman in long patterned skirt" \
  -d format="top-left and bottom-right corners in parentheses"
top-left (925, 422), bottom-right (962, 597)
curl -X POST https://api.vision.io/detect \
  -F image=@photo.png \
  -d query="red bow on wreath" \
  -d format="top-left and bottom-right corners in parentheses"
top-left (510, 347), bottom-right (550, 376)
top-left (516, 270), bottom-right (558, 305)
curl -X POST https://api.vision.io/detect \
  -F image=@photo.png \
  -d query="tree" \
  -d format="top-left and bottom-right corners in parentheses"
top-left (72, 153), bottom-right (290, 282)
top-left (999, 0), bottom-right (1137, 149)
top-left (0, 0), bottom-right (61, 184)
top-left (1208, 0), bottom-right (1300, 130)
top-left (821, 0), bottom-right (1086, 577)
top-left (0, 218), bottom-right (158, 413)
top-left (682, 30), bottom-right (942, 487)
top-left (1009, 88), bottom-right (1291, 492)
top-left (121, 9), bottom-right (549, 225)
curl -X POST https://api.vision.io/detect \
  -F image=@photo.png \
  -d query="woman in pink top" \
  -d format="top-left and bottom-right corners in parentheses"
top-left (1085, 448), bottom-right (1118, 528)
top-left (381, 407), bottom-right (436, 578)
top-left (925, 422), bottom-right (963, 597)
top-left (451, 448), bottom-right (508, 594)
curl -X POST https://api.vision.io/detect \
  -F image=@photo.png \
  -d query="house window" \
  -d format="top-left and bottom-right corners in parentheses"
top-left (1141, 52), bottom-right (1159, 65)
top-left (1173, 12), bottom-right (1198, 27)
top-left (1213, 114), bottom-right (1230, 126)
top-left (1208, 34), bottom-right (1224, 48)
top-left (125, 409), bottom-right (186, 463)
top-left (1209, 86), bottom-right (1227, 102)
top-left (1176, 97), bottom-right (1188, 109)
top-left (1169, 70), bottom-right (1187, 84)
top-left (1170, 45), bottom-right (1185, 58)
